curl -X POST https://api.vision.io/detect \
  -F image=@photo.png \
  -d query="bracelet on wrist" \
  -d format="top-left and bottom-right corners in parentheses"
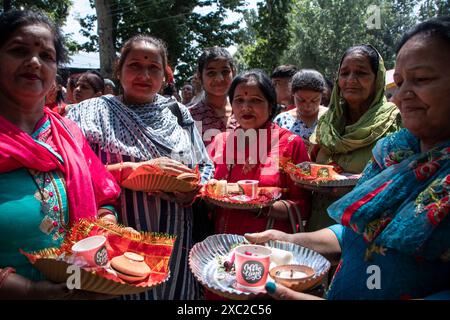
top-left (0, 267), bottom-right (16, 289)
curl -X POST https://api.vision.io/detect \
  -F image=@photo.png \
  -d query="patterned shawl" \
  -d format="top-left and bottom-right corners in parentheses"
top-left (311, 45), bottom-right (401, 173)
top-left (188, 99), bottom-right (239, 147)
top-left (328, 129), bottom-right (450, 261)
top-left (67, 94), bottom-right (206, 168)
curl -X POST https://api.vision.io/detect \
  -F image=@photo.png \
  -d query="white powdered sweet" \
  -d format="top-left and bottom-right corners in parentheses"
top-left (270, 247), bottom-right (293, 266)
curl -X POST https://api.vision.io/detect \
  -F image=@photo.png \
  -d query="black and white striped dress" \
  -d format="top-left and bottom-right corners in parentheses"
top-left (67, 94), bottom-right (213, 300)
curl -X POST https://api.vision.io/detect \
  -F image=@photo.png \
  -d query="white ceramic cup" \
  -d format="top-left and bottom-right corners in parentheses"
top-left (71, 235), bottom-right (109, 267)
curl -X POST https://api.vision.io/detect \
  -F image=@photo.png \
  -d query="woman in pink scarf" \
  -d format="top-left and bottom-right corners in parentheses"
top-left (0, 9), bottom-right (120, 299)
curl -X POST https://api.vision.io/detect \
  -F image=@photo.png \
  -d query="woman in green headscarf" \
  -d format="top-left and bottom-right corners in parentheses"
top-left (307, 44), bottom-right (401, 231)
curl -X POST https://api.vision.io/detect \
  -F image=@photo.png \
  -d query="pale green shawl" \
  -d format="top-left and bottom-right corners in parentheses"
top-left (311, 46), bottom-right (401, 173)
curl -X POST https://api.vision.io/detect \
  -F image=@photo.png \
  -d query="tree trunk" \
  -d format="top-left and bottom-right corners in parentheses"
top-left (95, 0), bottom-right (115, 79)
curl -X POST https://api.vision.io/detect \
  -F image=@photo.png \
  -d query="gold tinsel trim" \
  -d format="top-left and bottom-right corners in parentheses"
top-left (24, 247), bottom-right (62, 260)
top-left (76, 218), bottom-right (177, 245)
top-left (25, 218), bottom-right (176, 260)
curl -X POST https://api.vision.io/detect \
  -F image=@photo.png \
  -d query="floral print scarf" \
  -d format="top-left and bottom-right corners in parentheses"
top-left (328, 129), bottom-right (450, 261)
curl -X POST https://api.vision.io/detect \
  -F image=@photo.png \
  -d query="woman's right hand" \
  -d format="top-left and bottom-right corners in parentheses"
top-left (1, 273), bottom-right (117, 300)
top-left (28, 280), bottom-right (117, 300)
top-left (147, 157), bottom-right (193, 175)
top-left (114, 157), bottom-right (193, 181)
top-left (244, 229), bottom-right (293, 244)
top-left (26, 280), bottom-right (73, 299)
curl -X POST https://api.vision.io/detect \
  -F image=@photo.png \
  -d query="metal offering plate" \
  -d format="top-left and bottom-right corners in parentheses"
top-left (189, 234), bottom-right (331, 300)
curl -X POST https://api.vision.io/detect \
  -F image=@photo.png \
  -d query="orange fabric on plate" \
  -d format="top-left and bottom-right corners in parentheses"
top-left (24, 219), bottom-right (176, 287)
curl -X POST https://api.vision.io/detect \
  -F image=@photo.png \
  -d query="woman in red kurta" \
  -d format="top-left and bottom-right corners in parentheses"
top-left (208, 70), bottom-right (311, 235)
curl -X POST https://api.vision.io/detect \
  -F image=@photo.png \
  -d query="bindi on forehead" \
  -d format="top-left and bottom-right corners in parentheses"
top-left (144, 56), bottom-right (148, 59)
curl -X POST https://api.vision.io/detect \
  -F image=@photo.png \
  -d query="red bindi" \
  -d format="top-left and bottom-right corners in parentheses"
top-left (144, 56), bottom-right (148, 59)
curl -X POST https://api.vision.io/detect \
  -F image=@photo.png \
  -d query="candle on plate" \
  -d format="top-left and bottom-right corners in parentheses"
top-left (276, 270), bottom-right (308, 279)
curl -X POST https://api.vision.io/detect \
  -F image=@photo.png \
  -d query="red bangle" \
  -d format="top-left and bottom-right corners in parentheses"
top-left (0, 267), bottom-right (16, 289)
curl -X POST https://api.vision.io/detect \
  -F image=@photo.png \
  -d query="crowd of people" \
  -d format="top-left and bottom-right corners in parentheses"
top-left (0, 8), bottom-right (449, 300)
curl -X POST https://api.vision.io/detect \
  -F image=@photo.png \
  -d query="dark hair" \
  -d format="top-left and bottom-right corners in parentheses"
top-left (291, 69), bottom-right (325, 93)
top-left (271, 64), bottom-right (298, 79)
top-left (324, 77), bottom-right (334, 91)
top-left (68, 73), bottom-right (82, 90)
top-left (229, 69), bottom-right (278, 121)
top-left (54, 74), bottom-right (64, 103)
top-left (197, 46), bottom-right (235, 79)
top-left (55, 74), bottom-right (64, 86)
top-left (78, 70), bottom-right (105, 94)
top-left (396, 16), bottom-right (450, 53)
top-left (0, 9), bottom-right (68, 65)
top-left (341, 45), bottom-right (379, 74)
top-left (115, 34), bottom-right (168, 79)
top-left (162, 83), bottom-right (176, 96)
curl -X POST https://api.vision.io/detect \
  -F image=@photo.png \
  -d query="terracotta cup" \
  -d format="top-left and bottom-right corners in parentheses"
top-left (309, 164), bottom-right (336, 178)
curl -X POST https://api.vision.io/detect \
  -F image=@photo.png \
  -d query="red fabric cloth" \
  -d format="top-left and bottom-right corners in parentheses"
top-left (71, 220), bottom-right (175, 286)
top-left (0, 109), bottom-right (121, 224)
top-left (208, 123), bottom-right (311, 234)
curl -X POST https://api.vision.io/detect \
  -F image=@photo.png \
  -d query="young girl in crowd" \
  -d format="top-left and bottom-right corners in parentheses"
top-left (188, 47), bottom-right (239, 147)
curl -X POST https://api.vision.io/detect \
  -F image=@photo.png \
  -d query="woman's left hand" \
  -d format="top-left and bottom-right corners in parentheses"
top-left (152, 186), bottom-right (201, 205)
top-left (97, 208), bottom-right (140, 235)
top-left (97, 208), bottom-right (117, 224)
top-left (265, 281), bottom-right (324, 300)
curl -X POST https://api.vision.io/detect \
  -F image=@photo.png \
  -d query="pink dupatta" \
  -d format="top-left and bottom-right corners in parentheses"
top-left (0, 109), bottom-right (121, 224)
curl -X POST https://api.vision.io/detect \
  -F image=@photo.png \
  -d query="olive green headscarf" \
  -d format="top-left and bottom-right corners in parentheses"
top-left (311, 45), bottom-right (401, 173)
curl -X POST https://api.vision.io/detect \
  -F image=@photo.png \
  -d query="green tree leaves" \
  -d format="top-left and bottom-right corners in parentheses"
top-left (236, 0), bottom-right (447, 81)
top-left (78, 0), bottom-right (246, 85)
top-left (236, 0), bottom-right (292, 74)
top-left (283, 0), bottom-right (419, 79)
